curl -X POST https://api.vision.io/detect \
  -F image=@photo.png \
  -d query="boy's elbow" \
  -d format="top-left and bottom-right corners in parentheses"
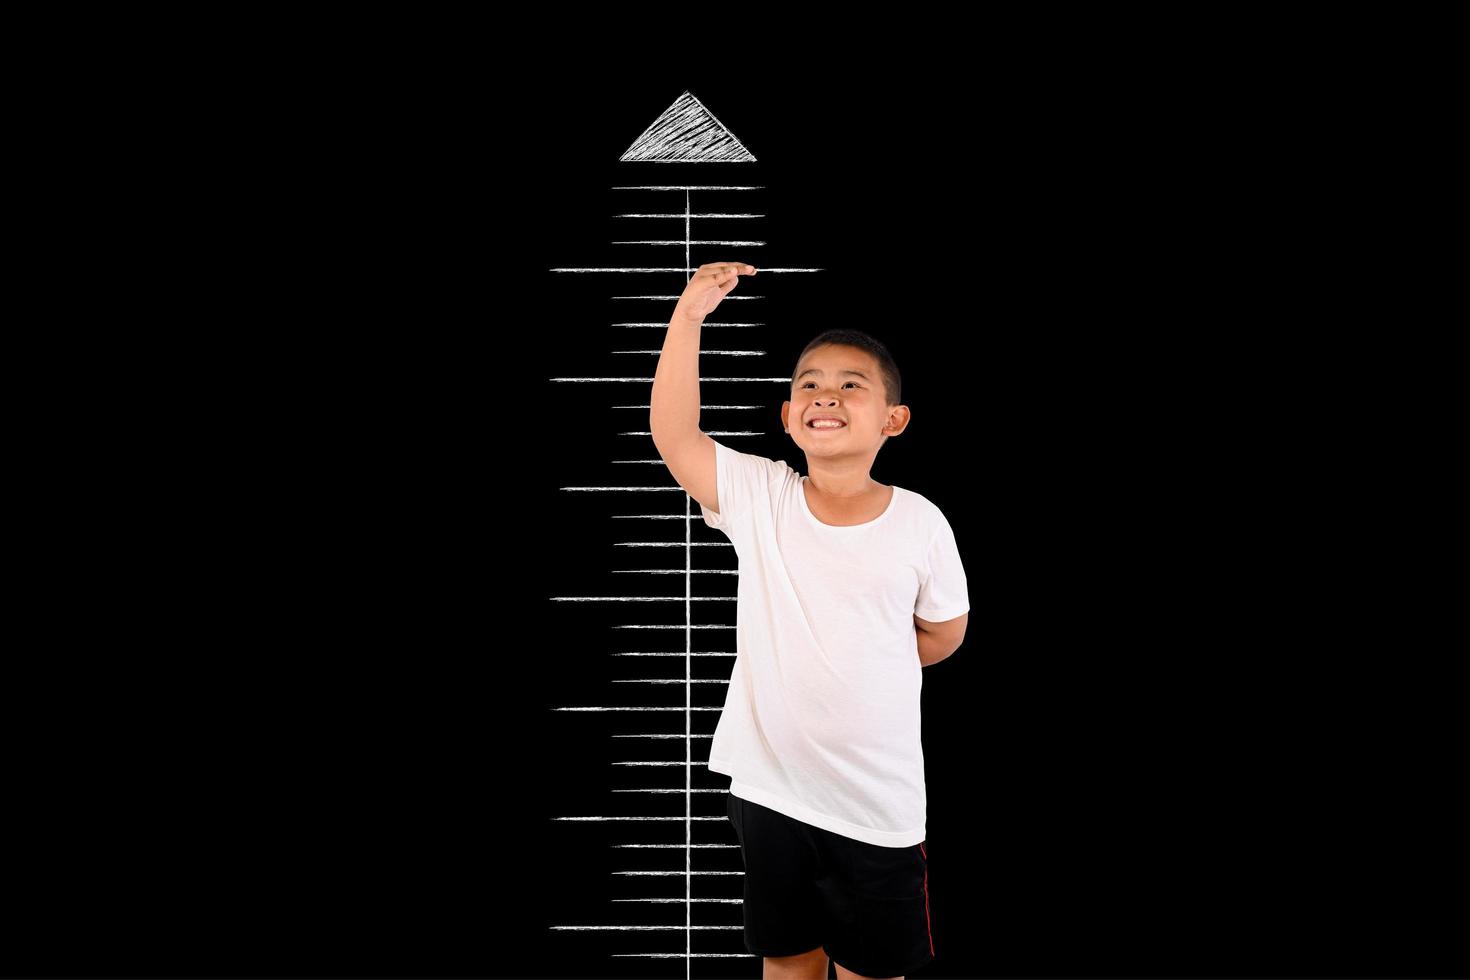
top-left (920, 649), bottom-right (956, 668)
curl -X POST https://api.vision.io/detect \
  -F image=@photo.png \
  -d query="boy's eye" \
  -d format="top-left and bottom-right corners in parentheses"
top-left (799, 381), bottom-right (859, 389)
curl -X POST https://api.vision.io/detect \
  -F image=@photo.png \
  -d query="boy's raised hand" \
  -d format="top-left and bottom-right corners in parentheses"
top-left (673, 261), bottom-right (757, 325)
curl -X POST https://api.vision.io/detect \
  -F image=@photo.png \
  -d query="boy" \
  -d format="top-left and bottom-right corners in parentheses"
top-left (650, 262), bottom-right (970, 980)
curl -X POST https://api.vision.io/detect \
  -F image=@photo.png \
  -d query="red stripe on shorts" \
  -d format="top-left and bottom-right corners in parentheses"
top-left (920, 841), bottom-right (934, 955)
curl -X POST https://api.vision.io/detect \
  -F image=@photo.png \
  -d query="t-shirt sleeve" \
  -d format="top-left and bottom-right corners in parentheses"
top-left (699, 438), bottom-right (777, 537)
top-left (915, 514), bottom-right (970, 621)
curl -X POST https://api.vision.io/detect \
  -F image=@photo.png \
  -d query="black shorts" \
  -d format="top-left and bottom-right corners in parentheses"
top-left (725, 790), bottom-right (935, 977)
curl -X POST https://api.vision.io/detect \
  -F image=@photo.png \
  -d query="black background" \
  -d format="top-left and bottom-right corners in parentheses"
top-left (8, 54), bottom-right (1460, 980)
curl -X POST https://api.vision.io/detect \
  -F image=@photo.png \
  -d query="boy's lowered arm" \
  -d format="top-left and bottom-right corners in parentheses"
top-left (915, 611), bottom-right (968, 667)
top-left (650, 262), bottom-right (757, 518)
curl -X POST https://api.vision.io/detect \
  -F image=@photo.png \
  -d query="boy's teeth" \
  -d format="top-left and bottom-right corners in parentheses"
top-left (810, 420), bottom-right (845, 428)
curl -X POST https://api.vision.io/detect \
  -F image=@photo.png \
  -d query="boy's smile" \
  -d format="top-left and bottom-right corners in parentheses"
top-left (806, 413), bottom-right (848, 431)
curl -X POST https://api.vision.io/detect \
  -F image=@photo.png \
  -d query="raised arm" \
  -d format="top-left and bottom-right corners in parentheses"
top-left (649, 262), bottom-right (757, 517)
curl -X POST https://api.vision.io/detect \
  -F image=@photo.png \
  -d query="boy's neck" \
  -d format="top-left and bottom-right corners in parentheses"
top-left (803, 468), bottom-right (885, 499)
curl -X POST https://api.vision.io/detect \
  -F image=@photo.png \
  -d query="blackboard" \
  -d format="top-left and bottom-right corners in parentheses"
top-left (9, 61), bottom-right (1456, 980)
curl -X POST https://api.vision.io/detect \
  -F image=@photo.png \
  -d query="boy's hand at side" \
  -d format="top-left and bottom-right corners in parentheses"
top-left (672, 262), bottom-right (757, 325)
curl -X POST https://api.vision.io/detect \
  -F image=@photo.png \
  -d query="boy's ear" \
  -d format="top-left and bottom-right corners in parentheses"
top-left (883, 404), bottom-right (912, 436)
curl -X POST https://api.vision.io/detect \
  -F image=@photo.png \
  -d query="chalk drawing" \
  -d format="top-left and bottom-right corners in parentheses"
top-left (619, 91), bottom-right (757, 164)
top-left (547, 90), bottom-right (823, 975)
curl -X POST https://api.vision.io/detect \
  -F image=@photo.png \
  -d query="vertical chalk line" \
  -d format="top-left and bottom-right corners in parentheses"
top-left (683, 185), bottom-right (693, 977)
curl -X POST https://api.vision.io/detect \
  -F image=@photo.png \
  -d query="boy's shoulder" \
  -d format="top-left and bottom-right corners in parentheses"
top-left (894, 487), bottom-right (962, 543)
top-left (896, 485), bottom-right (947, 520)
top-left (721, 440), bottom-right (795, 474)
top-left (739, 447), bottom-right (799, 489)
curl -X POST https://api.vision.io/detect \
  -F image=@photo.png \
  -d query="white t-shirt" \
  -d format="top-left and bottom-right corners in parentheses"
top-left (699, 438), bottom-right (970, 847)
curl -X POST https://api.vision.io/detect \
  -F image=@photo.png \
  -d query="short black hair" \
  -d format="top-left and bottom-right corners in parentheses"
top-left (793, 329), bottom-right (902, 408)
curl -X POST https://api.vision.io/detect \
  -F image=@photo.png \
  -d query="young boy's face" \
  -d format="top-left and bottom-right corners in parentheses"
top-left (781, 344), bottom-right (908, 455)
